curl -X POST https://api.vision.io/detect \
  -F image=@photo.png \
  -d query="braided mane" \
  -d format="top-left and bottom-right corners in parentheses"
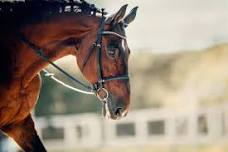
top-left (0, 0), bottom-right (101, 16)
top-left (0, 0), bottom-right (107, 32)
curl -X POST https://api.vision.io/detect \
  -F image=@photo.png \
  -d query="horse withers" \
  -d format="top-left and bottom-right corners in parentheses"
top-left (0, 1), bottom-right (137, 151)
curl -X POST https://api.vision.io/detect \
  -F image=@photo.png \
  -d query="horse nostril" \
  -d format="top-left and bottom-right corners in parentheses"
top-left (114, 107), bottom-right (123, 117)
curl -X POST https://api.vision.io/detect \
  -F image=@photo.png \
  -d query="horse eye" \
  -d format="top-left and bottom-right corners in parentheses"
top-left (107, 45), bottom-right (120, 59)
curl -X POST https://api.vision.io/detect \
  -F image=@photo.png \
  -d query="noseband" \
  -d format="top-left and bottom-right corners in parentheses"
top-left (19, 9), bottom-right (129, 102)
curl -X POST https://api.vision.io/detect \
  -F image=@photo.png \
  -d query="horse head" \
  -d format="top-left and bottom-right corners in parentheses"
top-left (77, 5), bottom-right (138, 120)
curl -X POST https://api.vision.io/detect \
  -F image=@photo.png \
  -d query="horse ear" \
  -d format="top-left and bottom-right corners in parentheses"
top-left (123, 6), bottom-right (138, 27)
top-left (106, 4), bottom-right (128, 25)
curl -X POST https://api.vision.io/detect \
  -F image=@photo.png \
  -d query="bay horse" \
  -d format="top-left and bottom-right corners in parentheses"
top-left (0, 0), bottom-right (137, 151)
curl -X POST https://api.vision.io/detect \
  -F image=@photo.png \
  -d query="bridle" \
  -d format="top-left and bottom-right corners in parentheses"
top-left (19, 9), bottom-right (129, 102)
top-left (82, 9), bottom-right (129, 101)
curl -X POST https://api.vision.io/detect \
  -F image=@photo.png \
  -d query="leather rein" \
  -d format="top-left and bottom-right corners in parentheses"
top-left (19, 10), bottom-right (129, 102)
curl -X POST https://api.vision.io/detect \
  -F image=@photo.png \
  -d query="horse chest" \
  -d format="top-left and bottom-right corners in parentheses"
top-left (0, 75), bottom-right (41, 127)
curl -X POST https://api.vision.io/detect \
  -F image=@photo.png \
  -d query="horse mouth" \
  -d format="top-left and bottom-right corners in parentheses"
top-left (102, 99), bottom-right (127, 120)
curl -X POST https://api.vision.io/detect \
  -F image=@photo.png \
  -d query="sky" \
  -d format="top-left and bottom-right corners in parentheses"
top-left (91, 0), bottom-right (228, 53)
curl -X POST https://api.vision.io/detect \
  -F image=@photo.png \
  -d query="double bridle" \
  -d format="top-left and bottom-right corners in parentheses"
top-left (19, 9), bottom-right (129, 102)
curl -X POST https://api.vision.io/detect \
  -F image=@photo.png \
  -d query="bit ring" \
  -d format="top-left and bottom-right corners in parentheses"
top-left (96, 88), bottom-right (109, 101)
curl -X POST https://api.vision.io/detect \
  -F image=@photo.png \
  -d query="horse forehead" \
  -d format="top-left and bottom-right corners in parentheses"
top-left (109, 23), bottom-right (126, 37)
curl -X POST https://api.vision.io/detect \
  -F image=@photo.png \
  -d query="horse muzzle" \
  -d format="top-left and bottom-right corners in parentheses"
top-left (101, 96), bottom-right (128, 120)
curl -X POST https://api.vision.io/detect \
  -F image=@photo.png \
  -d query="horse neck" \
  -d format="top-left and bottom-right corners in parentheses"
top-left (18, 14), bottom-right (99, 88)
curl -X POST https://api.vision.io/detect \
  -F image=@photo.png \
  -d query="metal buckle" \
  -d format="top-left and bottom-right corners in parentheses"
top-left (93, 43), bottom-right (101, 48)
top-left (96, 87), bottom-right (109, 101)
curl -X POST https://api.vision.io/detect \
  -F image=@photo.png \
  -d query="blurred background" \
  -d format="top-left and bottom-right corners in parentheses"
top-left (1, 0), bottom-right (228, 152)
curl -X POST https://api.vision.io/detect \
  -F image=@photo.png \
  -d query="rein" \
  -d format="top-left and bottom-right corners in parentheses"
top-left (42, 69), bottom-right (94, 95)
top-left (19, 9), bottom-right (129, 102)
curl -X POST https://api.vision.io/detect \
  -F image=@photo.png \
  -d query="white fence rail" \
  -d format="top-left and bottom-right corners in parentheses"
top-left (35, 103), bottom-right (228, 151)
